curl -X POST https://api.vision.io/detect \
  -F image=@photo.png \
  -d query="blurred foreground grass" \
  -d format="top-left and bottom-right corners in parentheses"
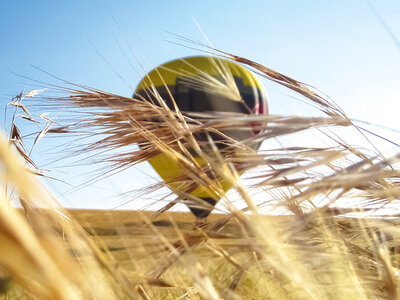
top-left (3, 206), bottom-right (400, 299)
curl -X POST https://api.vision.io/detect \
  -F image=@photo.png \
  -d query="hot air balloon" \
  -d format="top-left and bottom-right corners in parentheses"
top-left (134, 56), bottom-right (268, 219)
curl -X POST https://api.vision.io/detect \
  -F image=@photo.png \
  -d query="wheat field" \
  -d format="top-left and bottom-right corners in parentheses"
top-left (2, 50), bottom-right (400, 299)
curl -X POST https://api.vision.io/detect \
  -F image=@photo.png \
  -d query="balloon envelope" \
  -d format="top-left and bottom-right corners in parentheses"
top-left (134, 56), bottom-right (268, 218)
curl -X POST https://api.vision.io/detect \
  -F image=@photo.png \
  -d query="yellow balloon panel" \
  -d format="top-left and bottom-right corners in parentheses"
top-left (136, 56), bottom-right (264, 92)
top-left (148, 153), bottom-right (232, 199)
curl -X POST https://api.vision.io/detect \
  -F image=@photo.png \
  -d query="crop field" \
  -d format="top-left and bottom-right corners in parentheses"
top-left (2, 50), bottom-right (400, 299)
top-left (2, 207), bottom-right (398, 299)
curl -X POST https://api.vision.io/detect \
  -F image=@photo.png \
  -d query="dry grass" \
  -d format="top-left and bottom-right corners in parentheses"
top-left (2, 50), bottom-right (400, 299)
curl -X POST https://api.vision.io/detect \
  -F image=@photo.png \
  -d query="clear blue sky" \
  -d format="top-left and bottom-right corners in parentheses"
top-left (1, 1), bottom-right (400, 210)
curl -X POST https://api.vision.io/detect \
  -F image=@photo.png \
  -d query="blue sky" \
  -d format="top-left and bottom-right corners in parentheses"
top-left (1, 1), bottom-right (400, 210)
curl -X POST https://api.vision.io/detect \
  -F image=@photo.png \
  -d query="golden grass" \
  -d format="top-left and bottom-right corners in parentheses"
top-left (2, 50), bottom-right (400, 299)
